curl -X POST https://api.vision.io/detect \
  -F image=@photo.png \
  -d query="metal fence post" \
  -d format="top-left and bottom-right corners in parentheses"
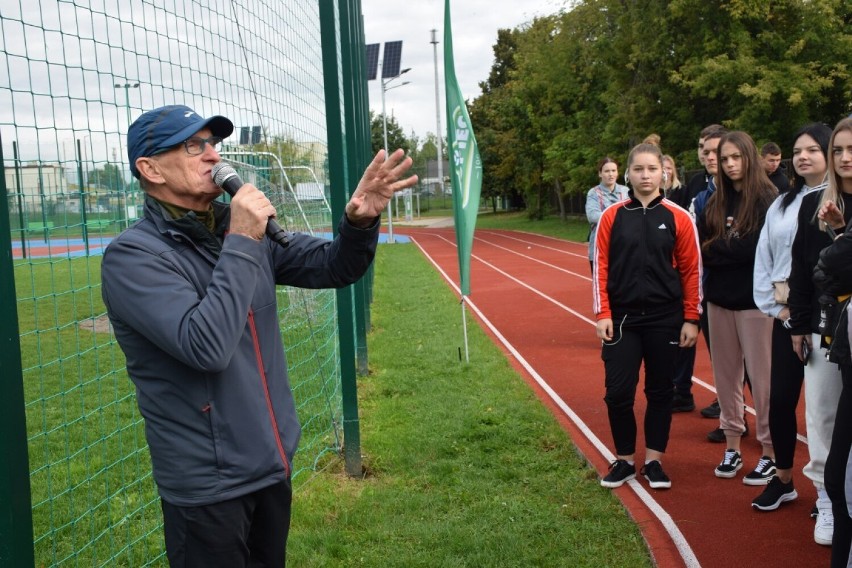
top-left (320, 0), bottom-right (363, 476)
top-left (0, 135), bottom-right (36, 566)
top-left (339, 0), bottom-right (371, 376)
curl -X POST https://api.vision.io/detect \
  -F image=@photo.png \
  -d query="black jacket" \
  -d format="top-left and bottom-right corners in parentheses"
top-left (812, 217), bottom-right (852, 363)
top-left (697, 190), bottom-right (767, 310)
top-left (768, 165), bottom-right (790, 194)
top-left (788, 189), bottom-right (842, 334)
top-left (669, 169), bottom-right (709, 210)
top-left (593, 192), bottom-right (702, 323)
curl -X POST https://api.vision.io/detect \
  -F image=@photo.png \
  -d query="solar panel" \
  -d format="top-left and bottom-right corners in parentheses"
top-left (381, 41), bottom-right (403, 78)
top-left (365, 43), bottom-right (380, 81)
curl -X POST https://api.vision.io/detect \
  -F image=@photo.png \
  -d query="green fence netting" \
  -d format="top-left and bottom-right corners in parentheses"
top-left (1, 1), bottom-right (360, 565)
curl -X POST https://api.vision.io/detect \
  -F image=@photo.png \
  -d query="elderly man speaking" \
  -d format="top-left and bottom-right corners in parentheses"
top-left (101, 105), bottom-right (416, 567)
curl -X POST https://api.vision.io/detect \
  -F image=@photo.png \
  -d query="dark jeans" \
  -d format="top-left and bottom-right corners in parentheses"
top-left (162, 478), bottom-right (292, 568)
top-left (602, 321), bottom-right (680, 455)
top-left (673, 344), bottom-right (697, 396)
top-left (768, 319), bottom-right (805, 470)
top-left (826, 365), bottom-right (852, 568)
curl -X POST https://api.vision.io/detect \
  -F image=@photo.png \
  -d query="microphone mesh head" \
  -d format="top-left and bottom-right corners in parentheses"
top-left (211, 161), bottom-right (237, 187)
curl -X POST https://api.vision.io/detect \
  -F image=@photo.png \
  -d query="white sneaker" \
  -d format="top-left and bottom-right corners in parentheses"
top-left (814, 501), bottom-right (833, 546)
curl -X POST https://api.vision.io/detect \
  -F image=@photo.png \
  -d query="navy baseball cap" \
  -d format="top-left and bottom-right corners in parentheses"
top-left (127, 105), bottom-right (234, 178)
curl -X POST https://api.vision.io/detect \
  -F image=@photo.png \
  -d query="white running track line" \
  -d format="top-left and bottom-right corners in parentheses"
top-left (476, 230), bottom-right (589, 260)
top-left (411, 235), bottom-right (701, 568)
top-left (472, 235), bottom-right (592, 281)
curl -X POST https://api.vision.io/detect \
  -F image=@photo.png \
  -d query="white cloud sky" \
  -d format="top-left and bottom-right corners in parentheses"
top-left (361, 0), bottom-right (568, 141)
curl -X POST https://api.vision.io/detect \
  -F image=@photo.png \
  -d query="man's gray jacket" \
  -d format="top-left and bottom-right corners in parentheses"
top-left (102, 198), bottom-right (378, 506)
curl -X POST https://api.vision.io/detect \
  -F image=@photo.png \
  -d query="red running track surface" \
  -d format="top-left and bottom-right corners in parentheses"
top-left (402, 226), bottom-right (830, 568)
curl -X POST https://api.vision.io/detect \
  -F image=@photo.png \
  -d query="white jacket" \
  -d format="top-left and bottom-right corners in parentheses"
top-left (753, 186), bottom-right (820, 318)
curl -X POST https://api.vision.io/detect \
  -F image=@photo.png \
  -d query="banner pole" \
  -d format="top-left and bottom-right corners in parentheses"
top-left (461, 296), bottom-right (470, 363)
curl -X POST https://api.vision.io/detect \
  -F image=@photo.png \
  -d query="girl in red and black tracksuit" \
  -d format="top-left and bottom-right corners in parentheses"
top-left (594, 143), bottom-right (702, 490)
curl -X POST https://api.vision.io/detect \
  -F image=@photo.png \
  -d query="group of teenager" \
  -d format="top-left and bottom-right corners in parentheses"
top-left (585, 117), bottom-right (852, 566)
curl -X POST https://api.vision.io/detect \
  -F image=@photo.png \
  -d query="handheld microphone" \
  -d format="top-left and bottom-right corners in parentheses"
top-left (211, 161), bottom-right (289, 248)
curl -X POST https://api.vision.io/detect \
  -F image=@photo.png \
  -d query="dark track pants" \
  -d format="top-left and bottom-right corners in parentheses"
top-left (672, 344), bottom-right (697, 396)
top-left (768, 319), bottom-right (805, 470)
top-left (826, 365), bottom-right (852, 568)
top-left (602, 323), bottom-right (680, 455)
top-left (162, 477), bottom-right (292, 568)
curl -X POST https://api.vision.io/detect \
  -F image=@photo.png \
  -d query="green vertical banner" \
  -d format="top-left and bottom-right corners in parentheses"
top-left (444, 0), bottom-right (482, 297)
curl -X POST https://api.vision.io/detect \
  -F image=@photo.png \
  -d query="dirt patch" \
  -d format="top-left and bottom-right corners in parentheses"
top-left (78, 315), bottom-right (113, 334)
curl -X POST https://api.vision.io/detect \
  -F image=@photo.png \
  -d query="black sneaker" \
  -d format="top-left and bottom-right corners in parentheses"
top-left (672, 393), bottom-right (695, 413)
top-left (707, 427), bottom-right (726, 443)
top-left (701, 398), bottom-right (721, 418)
top-left (641, 460), bottom-right (672, 489)
top-left (715, 449), bottom-right (743, 478)
top-left (601, 459), bottom-right (636, 488)
top-left (752, 477), bottom-right (798, 511)
top-left (707, 418), bottom-right (749, 443)
top-left (743, 456), bottom-right (777, 486)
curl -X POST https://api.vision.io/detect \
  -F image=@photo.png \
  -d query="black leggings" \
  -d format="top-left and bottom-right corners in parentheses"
top-left (826, 364), bottom-right (852, 568)
top-left (602, 321), bottom-right (680, 455)
top-left (768, 319), bottom-right (805, 470)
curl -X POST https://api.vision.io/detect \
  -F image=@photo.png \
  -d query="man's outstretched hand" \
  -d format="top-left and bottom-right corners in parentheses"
top-left (345, 149), bottom-right (419, 228)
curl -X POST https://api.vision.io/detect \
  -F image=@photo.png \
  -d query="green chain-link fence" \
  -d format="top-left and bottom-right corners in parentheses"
top-left (0, 1), bottom-right (369, 565)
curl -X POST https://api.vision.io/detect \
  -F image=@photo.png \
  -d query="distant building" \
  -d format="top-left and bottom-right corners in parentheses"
top-left (4, 162), bottom-right (70, 213)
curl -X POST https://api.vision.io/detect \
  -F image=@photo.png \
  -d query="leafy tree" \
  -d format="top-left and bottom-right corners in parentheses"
top-left (470, 0), bottom-right (852, 220)
top-left (470, 26), bottom-right (529, 213)
top-left (670, 0), bottom-right (852, 150)
top-left (87, 163), bottom-right (126, 191)
top-left (370, 110), bottom-right (410, 156)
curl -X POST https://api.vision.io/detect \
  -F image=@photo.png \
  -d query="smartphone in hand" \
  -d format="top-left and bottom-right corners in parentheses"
top-left (802, 341), bottom-right (812, 365)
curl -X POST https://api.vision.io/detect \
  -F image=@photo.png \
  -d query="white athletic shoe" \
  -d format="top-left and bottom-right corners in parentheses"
top-left (814, 499), bottom-right (833, 546)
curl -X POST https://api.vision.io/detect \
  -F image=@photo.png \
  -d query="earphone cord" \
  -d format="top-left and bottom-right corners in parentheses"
top-left (602, 314), bottom-right (628, 346)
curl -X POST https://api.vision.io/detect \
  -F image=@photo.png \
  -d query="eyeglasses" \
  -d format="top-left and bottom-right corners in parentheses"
top-left (182, 136), bottom-right (223, 155)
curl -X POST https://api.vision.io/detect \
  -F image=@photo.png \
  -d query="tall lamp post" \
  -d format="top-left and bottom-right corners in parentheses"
top-left (430, 30), bottom-right (444, 198)
top-left (381, 67), bottom-right (410, 244)
top-left (114, 82), bottom-right (139, 228)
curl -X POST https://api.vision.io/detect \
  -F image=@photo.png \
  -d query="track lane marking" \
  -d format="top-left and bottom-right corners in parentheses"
top-left (475, 230), bottom-right (589, 259)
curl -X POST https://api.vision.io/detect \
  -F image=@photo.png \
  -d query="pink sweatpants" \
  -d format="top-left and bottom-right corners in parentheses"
top-left (707, 303), bottom-right (773, 446)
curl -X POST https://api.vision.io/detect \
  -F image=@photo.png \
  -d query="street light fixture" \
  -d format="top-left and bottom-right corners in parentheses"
top-left (381, 67), bottom-right (411, 244)
top-left (114, 82), bottom-right (140, 126)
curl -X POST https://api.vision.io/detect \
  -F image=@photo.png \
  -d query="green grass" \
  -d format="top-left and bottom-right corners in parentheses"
top-left (14, 256), bottom-right (344, 567)
top-left (15, 257), bottom-right (166, 566)
top-left (289, 244), bottom-right (651, 567)
top-left (409, 207), bottom-right (590, 242)
top-left (475, 211), bottom-right (590, 242)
